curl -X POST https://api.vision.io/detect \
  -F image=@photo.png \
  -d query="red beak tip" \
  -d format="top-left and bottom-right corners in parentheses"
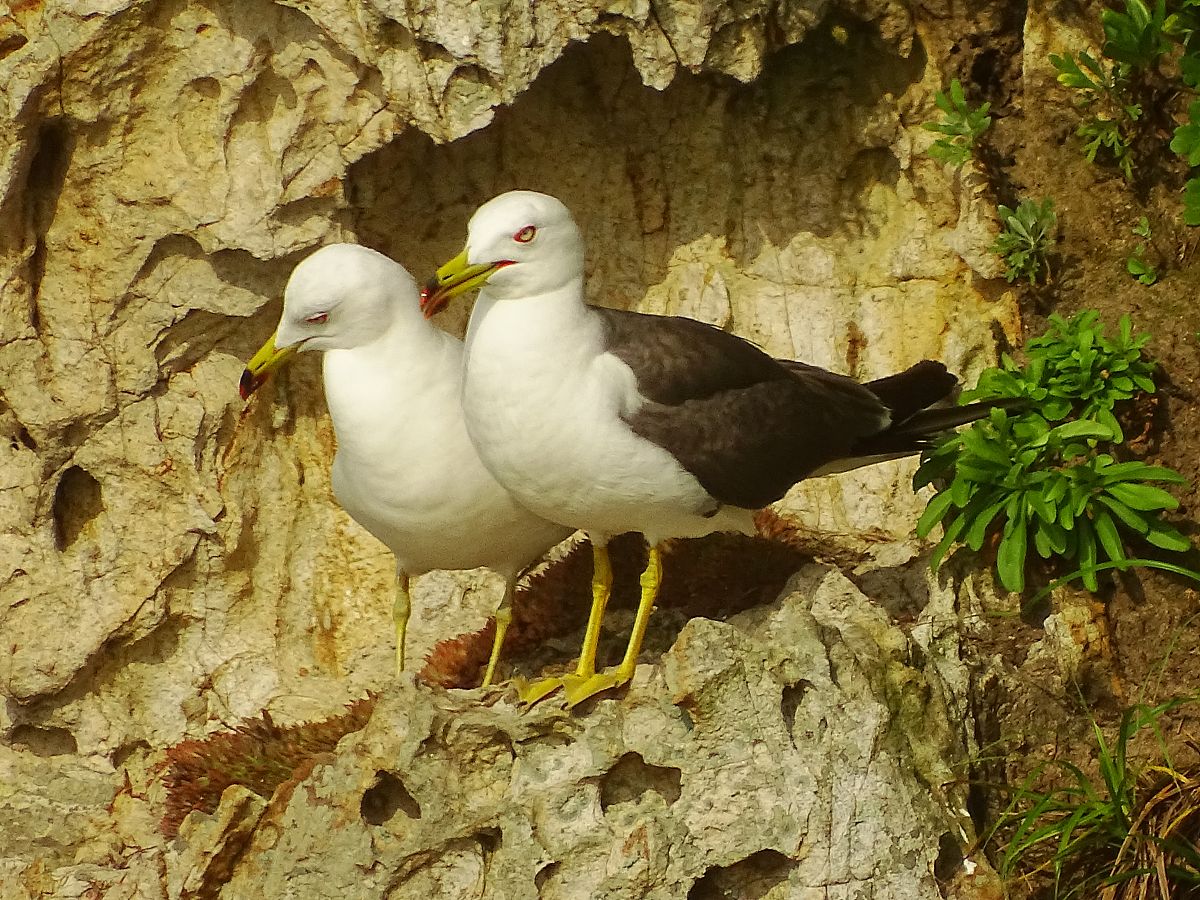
top-left (238, 369), bottom-right (260, 401)
top-left (421, 294), bottom-right (447, 319)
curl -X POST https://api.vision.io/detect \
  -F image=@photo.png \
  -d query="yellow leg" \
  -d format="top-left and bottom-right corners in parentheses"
top-left (563, 543), bottom-right (662, 707)
top-left (518, 539), bottom-right (612, 705)
top-left (574, 542), bottom-right (613, 679)
top-left (393, 568), bottom-right (411, 677)
top-left (481, 574), bottom-right (517, 688)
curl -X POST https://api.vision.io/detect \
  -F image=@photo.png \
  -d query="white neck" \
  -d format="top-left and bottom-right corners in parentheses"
top-left (465, 277), bottom-right (594, 354)
top-left (323, 311), bottom-right (458, 452)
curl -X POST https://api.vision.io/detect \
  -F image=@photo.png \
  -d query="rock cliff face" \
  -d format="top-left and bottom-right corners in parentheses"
top-left (0, 0), bottom-right (1017, 896)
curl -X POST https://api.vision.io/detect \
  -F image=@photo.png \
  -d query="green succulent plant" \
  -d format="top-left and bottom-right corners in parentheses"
top-left (991, 198), bottom-right (1057, 284)
top-left (965, 312), bottom-right (1156, 440)
top-left (916, 412), bottom-right (1186, 593)
top-left (915, 312), bottom-right (1189, 595)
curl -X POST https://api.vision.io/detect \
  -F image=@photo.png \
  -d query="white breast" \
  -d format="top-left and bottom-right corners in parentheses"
top-left (323, 330), bottom-right (568, 577)
top-left (462, 290), bottom-right (754, 544)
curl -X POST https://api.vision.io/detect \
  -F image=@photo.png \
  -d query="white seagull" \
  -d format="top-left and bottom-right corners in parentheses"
top-left (421, 190), bottom-right (1005, 706)
top-left (240, 243), bottom-right (572, 684)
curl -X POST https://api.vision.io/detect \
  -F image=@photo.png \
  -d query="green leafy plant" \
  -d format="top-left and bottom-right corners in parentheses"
top-left (1051, 51), bottom-right (1142, 180)
top-left (1166, 0), bottom-right (1200, 87)
top-left (915, 413), bottom-right (1186, 593)
top-left (992, 198), bottom-right (1057, 284)
top-left (922, 79), bottom-right (992, 168)
top-left (1056, 0), bottom-right (1200, 224)
top-left (1171, 100), bottom-right (1200, 224)
top-left (967, 311), bottom-right (1156, 439)
top-left (995, 697), bottom-right (1200, 899)
top-left (914, 312), bottom-right (1189, 594)
top-left (1185, 177), bottom-right (1200, 226)
top-left (1126, 216), bottom-right (1159, 284)
top-left (1047, 0), bottom-right (1168, 183)
top-left (1171, 99), bottom-right (1200, 165)
top-left (1101, 0), bottom-right (1169, 71)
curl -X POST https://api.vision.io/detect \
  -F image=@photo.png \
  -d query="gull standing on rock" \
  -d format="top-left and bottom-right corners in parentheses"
top-left (240, 243), bottom-right (572, 684)
top-left (421, 190), bottom-right (1006, 707)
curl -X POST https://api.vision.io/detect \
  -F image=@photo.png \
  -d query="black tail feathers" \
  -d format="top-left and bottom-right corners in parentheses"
top-left (853, 362), bottom-right (1027, 460)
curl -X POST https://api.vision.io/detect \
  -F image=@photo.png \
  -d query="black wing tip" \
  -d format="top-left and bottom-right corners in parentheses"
top-left (866, 359), bottom-right (959, 423)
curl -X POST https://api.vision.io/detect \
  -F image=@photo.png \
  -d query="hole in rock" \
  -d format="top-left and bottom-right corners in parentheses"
top-left (24, 118), bottom-right (73, 307)
top-left (780, 681), bottom-right (807, 741)
top-left (189, 76), bottom-right (221, 100)
top-left (534, 861), bottom-right (559, 890)
top-left (360, 770), bottom-right (421, 825)
top-left (111, 739), bottom-right (151, 769)
top-left (26, 119), bottom-right (73, 235)
top-left (52, 465), bottom-right (104, 551)
top-left (688, 849), bottom-right (795, 899)
top-left (934, 830), bottom-right (964, 882)
top-left (29, 237), bottom-right (46, 311)
top-left (970, 49), bottom-right (1002, 96)
top-left (9, 724), bottom-right (78, 757)
top-left (475, 826), bottom-right (501, 854)
top-left (15, 424), bottom-right (36, 451)
top-left (0, 31), bottom-right (29, 61)
top-left (599, 751), bottom-right (682, 811)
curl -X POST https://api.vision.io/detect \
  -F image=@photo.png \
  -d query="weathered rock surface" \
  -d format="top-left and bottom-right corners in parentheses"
top-left (0, 0), bottom-right (1022, 896)
top-left (171, 567), bottom-right (975, 899)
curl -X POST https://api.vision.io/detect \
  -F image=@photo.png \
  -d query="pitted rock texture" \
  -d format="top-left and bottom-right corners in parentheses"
top-left (1, 0), bottom-right (1012, 749)
top-left (0, 1), bottom-right (1018, 896)
top-left (177, 567), bottom-right (974, 899)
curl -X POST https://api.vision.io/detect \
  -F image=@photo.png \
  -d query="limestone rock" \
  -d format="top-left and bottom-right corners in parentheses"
top-left (1, 0), bottom-right (1013, 749)
top-left (0, 0), bottom-right (1019, 894)
top-left (181, 566), bottom-right (980, 898)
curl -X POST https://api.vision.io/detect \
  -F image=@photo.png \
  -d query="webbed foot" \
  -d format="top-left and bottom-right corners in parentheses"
top-left (562, 665), bottom-right (634, 707)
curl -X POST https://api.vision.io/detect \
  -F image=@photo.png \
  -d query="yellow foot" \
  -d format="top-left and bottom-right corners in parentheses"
top-left (515, 675), bottom-right (568, 705)
top-left (562, 665), bottom-right (635, 707)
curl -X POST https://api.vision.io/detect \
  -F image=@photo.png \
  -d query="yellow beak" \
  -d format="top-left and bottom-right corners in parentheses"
top-left (239, 330), bottom-right (298, 399)
top-left (419, 247), bottom-right (509, 318)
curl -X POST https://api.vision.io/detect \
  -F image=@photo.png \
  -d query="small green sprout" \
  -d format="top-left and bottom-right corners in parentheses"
top-left (1051, 52), bottom-right (1141, 181)
top-left (1126, 217), bottom-right (1159, 284)
top-left (922, 79), bottom-right (992, 168)
top-left (1078, 116), bottom-right (1140, 181)
top-left (1051, 50), bottom-right (1119, 97)
top-left (991, 198), bottom-right (1057, 284)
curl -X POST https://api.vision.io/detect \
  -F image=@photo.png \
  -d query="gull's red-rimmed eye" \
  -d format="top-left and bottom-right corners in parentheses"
top-left (304, 312), bottom-right (328, 325)
top-left (513, 225), bottom-right (537, 243)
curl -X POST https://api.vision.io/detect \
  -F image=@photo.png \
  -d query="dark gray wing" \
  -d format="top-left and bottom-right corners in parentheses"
top-left (596, 308), bottom-right (892, 509)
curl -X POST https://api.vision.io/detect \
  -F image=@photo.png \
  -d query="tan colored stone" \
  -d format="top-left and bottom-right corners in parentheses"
top-left (207, 566), bottom-right (966, 898)
top-left (0, 0), bottom-right (1020, 894)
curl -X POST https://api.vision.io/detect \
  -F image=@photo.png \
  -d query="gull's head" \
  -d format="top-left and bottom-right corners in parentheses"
top-left (420, 190), bottom-right (584, 316)
top-left (239, 244), bottom-right (417, 399)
